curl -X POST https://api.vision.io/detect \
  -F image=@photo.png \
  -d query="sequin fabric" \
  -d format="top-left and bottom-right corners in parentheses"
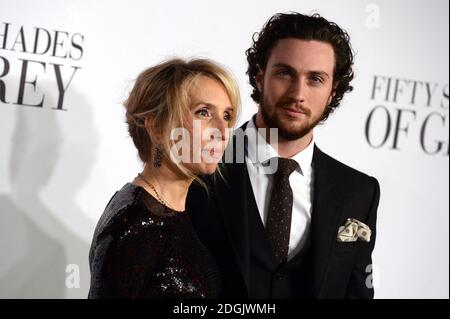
top-left (88, 183), bottom-right (220, 299)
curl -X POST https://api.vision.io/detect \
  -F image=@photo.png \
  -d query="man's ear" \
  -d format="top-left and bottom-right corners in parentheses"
top-left (328, 84), bottom-right (338, 105)
top-left (255, 66), bottom-right (264, 92)
top-left (328, 93), bottom-right (335, 105)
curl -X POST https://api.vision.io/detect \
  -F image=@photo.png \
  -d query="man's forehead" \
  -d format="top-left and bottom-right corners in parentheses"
top-left (267, 39), bottom-right (335, 71)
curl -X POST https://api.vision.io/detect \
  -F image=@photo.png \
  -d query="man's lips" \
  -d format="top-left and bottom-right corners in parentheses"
top-left (281, 106), bottom-right (308, 117)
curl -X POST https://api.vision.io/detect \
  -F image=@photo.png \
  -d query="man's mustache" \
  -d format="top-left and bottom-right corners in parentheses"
top-left (277, 100), bottom-right (312, 116)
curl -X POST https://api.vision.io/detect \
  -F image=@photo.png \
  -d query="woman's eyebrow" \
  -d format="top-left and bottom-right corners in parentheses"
top-left (197, 102), bottom-right (234, 112)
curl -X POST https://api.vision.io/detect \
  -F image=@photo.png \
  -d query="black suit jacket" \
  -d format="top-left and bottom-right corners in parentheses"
top-left (187, 121), bottom-right (380, 299)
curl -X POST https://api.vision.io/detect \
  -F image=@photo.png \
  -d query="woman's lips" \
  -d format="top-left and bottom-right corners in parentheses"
top-left (202, 148), bottom-right (222, 160)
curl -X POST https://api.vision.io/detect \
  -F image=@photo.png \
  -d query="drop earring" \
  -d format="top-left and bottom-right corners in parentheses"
top-left (153, 144), bottom-right (163, 168)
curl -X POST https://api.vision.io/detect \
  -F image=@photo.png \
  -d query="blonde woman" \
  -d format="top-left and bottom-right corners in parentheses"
top-left (88, 58), bottom-right (240, 298)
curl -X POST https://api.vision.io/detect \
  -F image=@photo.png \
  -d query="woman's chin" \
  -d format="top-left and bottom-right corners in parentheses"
top-left (195, 163), bottom-right (219, 176)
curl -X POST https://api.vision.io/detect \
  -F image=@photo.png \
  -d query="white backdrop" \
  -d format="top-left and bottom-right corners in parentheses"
top-left (0, 0), bottom-right (448, 299)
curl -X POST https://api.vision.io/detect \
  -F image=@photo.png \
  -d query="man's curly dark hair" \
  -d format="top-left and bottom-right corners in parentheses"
top-left (246, 12), bottom-right (354, 121)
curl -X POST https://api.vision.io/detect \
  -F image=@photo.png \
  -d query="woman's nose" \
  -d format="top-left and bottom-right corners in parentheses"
top-left (214, 118), bottom-right (229, 141)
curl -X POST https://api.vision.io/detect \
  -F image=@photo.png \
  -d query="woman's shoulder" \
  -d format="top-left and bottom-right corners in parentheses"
top-left (92, 183), bottom-right (164, 242)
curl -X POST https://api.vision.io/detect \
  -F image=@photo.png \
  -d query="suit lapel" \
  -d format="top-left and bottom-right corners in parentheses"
top-left (213, 125), bottom-right (251, 294)
top-left (310, 145), bottom-right (344, 297)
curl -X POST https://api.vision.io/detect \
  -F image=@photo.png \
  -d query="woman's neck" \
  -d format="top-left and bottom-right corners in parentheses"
top-left (133, 163), bottom-right (193, 212)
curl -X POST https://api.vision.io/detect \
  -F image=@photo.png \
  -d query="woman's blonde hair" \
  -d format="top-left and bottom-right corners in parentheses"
top-left (124, 57), bottom-right (240, 186)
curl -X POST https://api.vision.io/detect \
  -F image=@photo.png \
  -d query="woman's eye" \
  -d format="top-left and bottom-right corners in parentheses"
top-left (224, 112), bottom-right (233, 122)
top-left (196, 109), bottom-right (210, 117)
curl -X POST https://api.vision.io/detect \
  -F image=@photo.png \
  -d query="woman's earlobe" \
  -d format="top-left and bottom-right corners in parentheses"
top-left (144, 117), bottom-right (152, 131)
top-left (145, 117), bottom-right (159, 139)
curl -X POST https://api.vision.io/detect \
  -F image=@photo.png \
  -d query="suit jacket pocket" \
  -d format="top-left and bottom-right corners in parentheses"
top-left (334, 241), bottom-right (365, 255)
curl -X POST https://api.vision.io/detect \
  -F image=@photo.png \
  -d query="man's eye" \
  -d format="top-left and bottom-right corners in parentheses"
top-left (277, 70), bottom-right (291, 77)
top-left (311, 76), bottom-right (324, 83)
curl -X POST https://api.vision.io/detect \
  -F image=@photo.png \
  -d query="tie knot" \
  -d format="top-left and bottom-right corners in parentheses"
top-left (275, 158), bottom-right (299, 177)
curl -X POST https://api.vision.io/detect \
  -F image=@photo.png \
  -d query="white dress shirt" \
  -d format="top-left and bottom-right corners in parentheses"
top-left (245, 117), bottom-right (315, 260)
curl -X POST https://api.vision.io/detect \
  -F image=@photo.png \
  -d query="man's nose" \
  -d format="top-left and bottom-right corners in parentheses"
top-left (289, 77), bottom-right (306, 102)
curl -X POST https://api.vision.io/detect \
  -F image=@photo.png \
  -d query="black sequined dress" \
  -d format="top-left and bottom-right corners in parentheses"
top-left (88, 183), bottom-right (220, 299)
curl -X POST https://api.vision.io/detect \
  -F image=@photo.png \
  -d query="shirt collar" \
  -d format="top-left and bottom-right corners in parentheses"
top-left (245, 115), bottom-right (315, 175)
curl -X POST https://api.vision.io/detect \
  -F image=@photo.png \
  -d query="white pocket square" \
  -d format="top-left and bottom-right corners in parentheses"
top-left (337, 218), bottom-right (371, 242)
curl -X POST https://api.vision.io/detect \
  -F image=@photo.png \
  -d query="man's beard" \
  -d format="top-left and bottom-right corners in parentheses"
top-left (260, 94), bottom-right (328, 141)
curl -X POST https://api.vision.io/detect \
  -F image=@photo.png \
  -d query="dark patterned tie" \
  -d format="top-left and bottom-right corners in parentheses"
top-left (266, 157), bottom-right (299, 264)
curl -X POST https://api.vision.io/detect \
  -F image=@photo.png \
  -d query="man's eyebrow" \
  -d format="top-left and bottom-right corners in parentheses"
top-left (309, 70), bottom-right (330, 78)
top-left (272, 63), bottom-right (330, 78)
top-left (272, 63), bottom-right (296, 70)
